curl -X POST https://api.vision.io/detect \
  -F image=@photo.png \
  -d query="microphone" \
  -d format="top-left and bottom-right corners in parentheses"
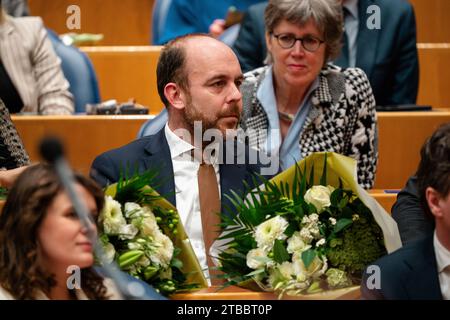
top-left (39, 137), bottom-right (160, 300)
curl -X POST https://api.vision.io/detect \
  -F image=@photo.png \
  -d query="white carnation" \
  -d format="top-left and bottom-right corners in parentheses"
top-left (149, 231), bottom-right (174, 268)
top-left (100, 196), bottom-right (127, 234)
top-left (124, 202), bottom-right (144, 218)
top-left (254, 216), bottom-right (289, 251)
top-left (118, 224), bottom-right (139, 240)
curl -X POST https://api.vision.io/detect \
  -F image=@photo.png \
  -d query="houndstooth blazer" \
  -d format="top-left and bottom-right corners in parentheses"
top-left (239, 64), bottom-right (378, 189)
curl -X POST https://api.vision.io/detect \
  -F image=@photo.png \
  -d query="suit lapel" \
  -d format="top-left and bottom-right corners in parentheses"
top-left (403, 237), bottom-right (443, 300)
top-left (218, 140), bottom-right (250, 219)
top-left (355, 0), bottom-right (380, 80)
top-left (142, 129), bottom-right (176, 206)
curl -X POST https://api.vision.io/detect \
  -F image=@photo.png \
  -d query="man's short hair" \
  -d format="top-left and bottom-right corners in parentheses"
top-left (416, 122), bottom-right (450, 216)
top-left (156, 33), bottom-right (212, 108)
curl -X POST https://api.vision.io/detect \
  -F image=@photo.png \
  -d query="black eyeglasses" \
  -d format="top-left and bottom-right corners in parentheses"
top-left (272, 33), bottom-right (324, 52)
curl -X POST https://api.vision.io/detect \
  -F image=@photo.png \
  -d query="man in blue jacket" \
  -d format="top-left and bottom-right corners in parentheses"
top-left (233, 0), bottom-right (419, 106)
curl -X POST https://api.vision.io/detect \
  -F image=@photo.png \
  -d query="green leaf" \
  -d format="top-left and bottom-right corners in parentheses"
top-left (320, 152), bottom-right (328, 186)
top-left (309, 164), bottom-right (315, 187)
top-left (333, 218), bottom-right (353, 233)
top-left (273, 239), bottom-right (290, 264)
top-left (301, 249), bottom-right (317, 269)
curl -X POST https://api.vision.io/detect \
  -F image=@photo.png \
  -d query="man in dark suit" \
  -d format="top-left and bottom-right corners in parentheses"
top-left (91, 34), bottom-right (272, 284)
top-left (361, 123), bottom-right (450, 300)
top-left (391, 175), bottom-right (435, 245)
top-left (232, 0), bottom-right (419, 106)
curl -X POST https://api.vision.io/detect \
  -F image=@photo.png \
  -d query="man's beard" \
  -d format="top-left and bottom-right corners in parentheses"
top-left (183, 95), bottom-right (241, 134)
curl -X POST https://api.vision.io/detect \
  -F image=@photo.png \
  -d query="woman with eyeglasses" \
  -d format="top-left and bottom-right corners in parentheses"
top-left (240, 0), bottom-right (377, 189)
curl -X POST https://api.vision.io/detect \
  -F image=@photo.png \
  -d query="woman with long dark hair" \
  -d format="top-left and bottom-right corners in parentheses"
top-left (0, 164), bottom-right (120, 299)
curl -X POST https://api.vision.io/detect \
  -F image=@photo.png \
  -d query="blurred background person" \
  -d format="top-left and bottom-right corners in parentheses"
top-left (362, 123), bottom-right (450, 300)
top-left (0, 98), bottom-right (30, 187)
top-left (233, 0), bottom-right (419, 106)
top-left (1, 0), bottom-right (28, 17)
top-left (0, 3), bottom-right (74, 114)
top-left (239, 0), bottom-right (377, 188)
top-left (153, 0), bottom-right (266, 45)
top-left (0, 164), bottom-right (120, 299)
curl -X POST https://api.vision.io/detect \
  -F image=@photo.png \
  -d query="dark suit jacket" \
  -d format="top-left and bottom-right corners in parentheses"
top-left (361, 236), bottom-right (442, 300)
top-left (391, 176), bottom-right (435, 245)
top-left (90, 128), bottom-right (268, 217)
top-left (233, 0), bottom-right (419, 106)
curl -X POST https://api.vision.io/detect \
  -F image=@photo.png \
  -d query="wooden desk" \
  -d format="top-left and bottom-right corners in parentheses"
top-left (12, 115), bottom-right (152, 174)
top-left (81, 46), bottom-right (164, 113)
top-left (417, 44), bottom-right (450, 108)
top-left (80, 45), bottom-right (450, 113)
top-left (30, 0), bottom-right (155, 45)
top-left (376, 110), bottom-right (450, 189)
top-left (11, 111), bottom-right (450, 190)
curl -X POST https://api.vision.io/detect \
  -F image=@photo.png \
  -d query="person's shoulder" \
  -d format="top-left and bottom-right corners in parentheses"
top-left (248, 2), bottom-right (268, 15)
top-left (376, 0), bottom-right (413, 13)
top-left (243, 66), bottom-right (269, 84)
top-left (9, 15), bottom-right (44, 29)
top-left (96, 135), bottom-right (156, 161)
top-left (371, 236), bottom-right (432, 273)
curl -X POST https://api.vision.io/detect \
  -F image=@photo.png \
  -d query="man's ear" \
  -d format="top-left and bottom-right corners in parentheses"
top-left (426, 187), bottom-right (444, 218)
top-left (164, 83), bottom-right (186, 110)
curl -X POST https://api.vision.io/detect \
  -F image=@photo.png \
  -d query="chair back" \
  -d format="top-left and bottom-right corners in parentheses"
top-left (151, 0), bottom-right (173, 44)
top-left (47, 29), bottom-right (101, 113)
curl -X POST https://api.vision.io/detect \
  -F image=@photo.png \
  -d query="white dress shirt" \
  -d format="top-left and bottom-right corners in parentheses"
top-left (164, 123), bottom-right (220, 284)
top-left (434, 231), bottom-right (450, 300)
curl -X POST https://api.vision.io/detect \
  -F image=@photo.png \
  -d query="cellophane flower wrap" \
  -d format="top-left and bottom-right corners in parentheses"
top-left (97, 170), bottom-right (208, 296)
top-left (213, 152), bottom-right (402, 298)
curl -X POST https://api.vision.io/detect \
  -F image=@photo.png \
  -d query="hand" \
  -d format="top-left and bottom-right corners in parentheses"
top-left (209, 19), bottom-right (226, 38)
top-left (0, 166), bottom-right (29, 188)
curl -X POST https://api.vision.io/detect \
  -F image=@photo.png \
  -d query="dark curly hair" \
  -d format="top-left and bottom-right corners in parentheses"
top-left (0, 164), bottom-right (109, 299)
top-left (416, 122), bottom-right (450, 218)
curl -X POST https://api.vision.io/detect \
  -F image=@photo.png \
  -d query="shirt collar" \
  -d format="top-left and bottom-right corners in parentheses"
top-left (164, 123), bottom-right (220, 165)
top-left (343, 0), bottom-right (359, 20)
top-left (434, 231), bottom-right (450, 273)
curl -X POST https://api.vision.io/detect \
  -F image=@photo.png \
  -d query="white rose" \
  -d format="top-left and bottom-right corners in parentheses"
top-left (246, 248), bottom-right (269, 269)
top-left (304, 185), bottom-right (333, 213)
top-left (100, 196), bottom-right (127, 234)
top-left (292, 252), bottom-right (328, 279)
top-left (254, 216), bottom-right (289, 251)
top-left (287, 232), bottom-right (311, 254)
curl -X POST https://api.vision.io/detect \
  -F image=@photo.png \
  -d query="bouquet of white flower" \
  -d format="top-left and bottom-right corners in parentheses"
top-left (98, 170), bottom-right (207, 296)
top-left (213, 152), bottom-right (402, 298)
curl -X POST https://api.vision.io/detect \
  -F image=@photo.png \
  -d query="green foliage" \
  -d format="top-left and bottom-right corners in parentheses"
top-left (326, 215), bottom-right (386, 275)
